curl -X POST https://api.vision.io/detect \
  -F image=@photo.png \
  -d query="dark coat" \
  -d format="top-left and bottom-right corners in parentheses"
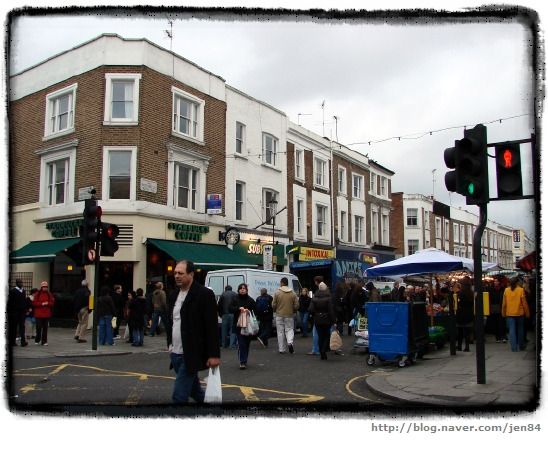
top-left (96, 294), bottom-right (116, 318)
top-left (309, 289), bottom-right (336, 326)
top-left (8, 286), bottom-right (29, 314)
top-left (127, 296), bottom-right (146, 329)
top-left (456, 292), bottom-right (474, 327)
top-left (166, 280), bottom-right (221, 375)
top-left (73, 286), bottom-right (91, 313)
top-left (228, 293), bottom-right (257, 334)
top-left (254, 293), bottom-right (274, 321)
top-left (111, 291), bottom-right (125, 314)
top-left (298, 294), bottom-right (311, 313)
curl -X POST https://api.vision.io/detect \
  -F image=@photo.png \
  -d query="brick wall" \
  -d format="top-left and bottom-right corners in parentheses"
top-left (9, 65), bottom-right (227, 210)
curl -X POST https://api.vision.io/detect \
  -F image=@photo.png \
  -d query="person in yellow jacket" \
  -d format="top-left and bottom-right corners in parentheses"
top-left (502, 277), bottom-right (530, 352)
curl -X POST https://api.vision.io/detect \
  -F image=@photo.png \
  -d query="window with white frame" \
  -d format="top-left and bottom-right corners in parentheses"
top-left (444, 221), bottom-right (450, 240)
top-left (354, 215), bottom-right (364, 243)
top-left (353, 174), bottom-right (363, 199)
top-left (381, 214), bottom-right (389, 245)
top-left (435, 218), bottom-right (441, 238)
top-left (37, 143), bottom-right (77, 207)
top-left (296, 199), bottom-right (304, 234)
top-left (453, 223), bottom-right (459, 242)
top-left (175, 164), bottom-right (198, 210)
top-left (370, 172), bottom-right (376, 193)
top-left (406, 208), bottom-right (418, 226)
top-left (172, 87), bottom-right (205, 142)
top-left (295, 149), bottom-right (304, 180)
top-left (236, 182), bottom-right (245, 221)
top-left (263, 190), bottom-right (278, 223)
top-left (408, 239), bottom-right (419, 255)
top-left (314, 158), bottom-right (328, 188)
top-left (424, 210), bottom-right (430, 229)
top-left (44, 83), bottom-right (77, 138)
top-left (262, 134), bottom-right (278, 166)
top-left (104, 74), bottom-right (141, 124)
top-left (380, 176), bottom-right (387, 196)
top-left (340, 210), bottom-right (347, 241)
top-left (316, 204), bottom-right (328, 237)
top-left (371, 210), bottom-right (378, 243)
top-left (102, 147), bottom-right (136, 200)
top-left (236, 122), bottom-right (245, 154)
top-left (460, 225), bottom-right (466, 243)
top-left (338, 167), bottom-right (347, 195)
top-left (167, 144), bottom-right (209, 211)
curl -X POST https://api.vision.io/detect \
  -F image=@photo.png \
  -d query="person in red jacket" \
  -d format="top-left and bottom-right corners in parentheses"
top-left (32, 281), bottom-right (55, 346)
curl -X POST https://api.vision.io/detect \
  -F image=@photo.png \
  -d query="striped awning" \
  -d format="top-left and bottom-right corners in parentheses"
top-left (516, 251), bottom-right (536, 271)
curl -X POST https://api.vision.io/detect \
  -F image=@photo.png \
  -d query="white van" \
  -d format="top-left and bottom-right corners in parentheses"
top-left (205, 268), bottom-right (302, 301)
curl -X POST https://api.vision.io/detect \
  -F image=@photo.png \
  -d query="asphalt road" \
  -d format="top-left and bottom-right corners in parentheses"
top-left (8, 332), bottom-right (408, 416)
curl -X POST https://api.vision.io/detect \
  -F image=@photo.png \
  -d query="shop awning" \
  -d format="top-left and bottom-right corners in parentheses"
top-left (146, 238), bottom-right (257, 269)
top-left (9, 237), bottom-right (81, 264)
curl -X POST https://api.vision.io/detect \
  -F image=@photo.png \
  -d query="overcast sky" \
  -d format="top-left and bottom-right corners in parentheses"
top-left (5, 2), bottom-right (541, 239)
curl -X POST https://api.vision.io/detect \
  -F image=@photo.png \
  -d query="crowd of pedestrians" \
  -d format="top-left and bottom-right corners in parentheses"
top-left (8, 262), bottom-right (536, 405)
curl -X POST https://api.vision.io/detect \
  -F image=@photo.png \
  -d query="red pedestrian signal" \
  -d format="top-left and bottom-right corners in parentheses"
top-left (495, 144), bottom-right (523, 198)
top-left (100, 222), bottom-right (120, 257)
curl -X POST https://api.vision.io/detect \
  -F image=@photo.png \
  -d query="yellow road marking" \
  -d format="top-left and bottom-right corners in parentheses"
top-left (13, 364), bottom-right (324, 403)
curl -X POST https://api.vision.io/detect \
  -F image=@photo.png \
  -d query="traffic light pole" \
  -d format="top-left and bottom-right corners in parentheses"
top-left (473, 203), bottom-right (488, 384)
top-left (91, 221), bottom-right (102, 351)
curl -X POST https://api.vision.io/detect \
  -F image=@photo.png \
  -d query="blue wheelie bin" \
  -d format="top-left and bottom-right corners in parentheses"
top-left (365, 301), bottom-right (427, 368)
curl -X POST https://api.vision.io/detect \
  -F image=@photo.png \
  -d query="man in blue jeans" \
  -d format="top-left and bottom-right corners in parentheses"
top-left (166, 260), bottom-right (221, 404)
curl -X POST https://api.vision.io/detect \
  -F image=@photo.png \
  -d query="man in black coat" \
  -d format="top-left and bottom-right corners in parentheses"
top-left (166, 260), bottom-right (221, 404)
top-left (8, 279), bottom-right (30, 346)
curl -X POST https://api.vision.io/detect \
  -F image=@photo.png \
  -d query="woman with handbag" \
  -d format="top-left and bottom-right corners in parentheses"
top-left (228, 283), bottom-right (257, 370)
top-left (502, 277), bottom-right (530, 352)
top-left (308, 282), bottom-right (336, 360)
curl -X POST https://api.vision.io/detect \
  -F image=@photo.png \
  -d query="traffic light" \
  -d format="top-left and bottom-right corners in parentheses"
top-left (80, 199), bottom-right (101, 264)
top-left (444, 124), bottom-right (489, 205)
top-left (100, 222), bottom-right (120, 257)
top-left (495, 143), bottom-right (523, 198)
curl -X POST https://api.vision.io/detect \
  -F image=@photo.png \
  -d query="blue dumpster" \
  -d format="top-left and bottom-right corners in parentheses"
top-left (365, 301), bottom-right (428, 368)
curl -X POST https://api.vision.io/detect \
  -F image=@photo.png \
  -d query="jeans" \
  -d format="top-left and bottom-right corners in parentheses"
top-left (236, 334), bottom-right (252, 364)
top-left (506, 315), bottom-right (526, 352)
top-left (221, 314), bottom-right (237, 348)
top-left (316, 324), bottom-right (331, 356)
top-left (132, 328), bottom-right (144, 346)
top-left (150, 310), bottom-right (167, 336)
top-left (299, 311), bottom-right (310, 337)
top-left (275, 316), bottom-right (295, 352)
top-left (311, 325), bottom-right (319, 354)
top-left (170, 352), bottom-right (204, 404)
top-left (258, 319), bottom-right (272, 345)
top-left (98, 315), bottom-right (114, 345)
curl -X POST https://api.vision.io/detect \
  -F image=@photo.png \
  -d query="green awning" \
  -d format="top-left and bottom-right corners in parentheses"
top-left (9, 237), bottom-right (81, 264)
top-left (147, 239), bottom-right (257, 269)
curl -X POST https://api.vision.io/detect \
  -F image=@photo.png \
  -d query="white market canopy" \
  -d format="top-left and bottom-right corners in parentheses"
top-left (365, 247), bottom-right (497, 278)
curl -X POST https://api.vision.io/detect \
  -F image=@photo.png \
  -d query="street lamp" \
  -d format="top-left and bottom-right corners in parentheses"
top-left (269, 198), bottom-right (278, 244)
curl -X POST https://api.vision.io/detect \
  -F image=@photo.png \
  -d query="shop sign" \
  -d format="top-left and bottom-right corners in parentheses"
top-left (297, 246), bottom-right (334, 261)
top-left (46, 219), bottom-right (83, 238)
top-left (359, 251), bottom-right (380, 265)
top-left (167, 222), bottom-right (209, 242)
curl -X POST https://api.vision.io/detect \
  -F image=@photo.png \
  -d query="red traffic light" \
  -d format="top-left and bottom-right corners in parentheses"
top-left (495, 144), bottom-right (522, 198)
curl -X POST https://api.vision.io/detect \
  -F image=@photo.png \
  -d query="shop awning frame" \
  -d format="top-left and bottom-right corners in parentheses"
top-left (146, 238), bottom-right (258, 269)
top-left (9, 237), bottom-right (81, 264)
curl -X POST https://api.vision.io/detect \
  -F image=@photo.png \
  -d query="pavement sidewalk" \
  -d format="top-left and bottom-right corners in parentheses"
top-left (9, 326), bottom-right (169, 359)
top-left (365, 334), bottom-right (539, 407)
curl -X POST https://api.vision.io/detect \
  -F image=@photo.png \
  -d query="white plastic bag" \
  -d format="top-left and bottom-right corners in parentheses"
top-left (248, 311), bottom-right (259, 335)
top-left (204, 366), bottom-right (222, 403)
